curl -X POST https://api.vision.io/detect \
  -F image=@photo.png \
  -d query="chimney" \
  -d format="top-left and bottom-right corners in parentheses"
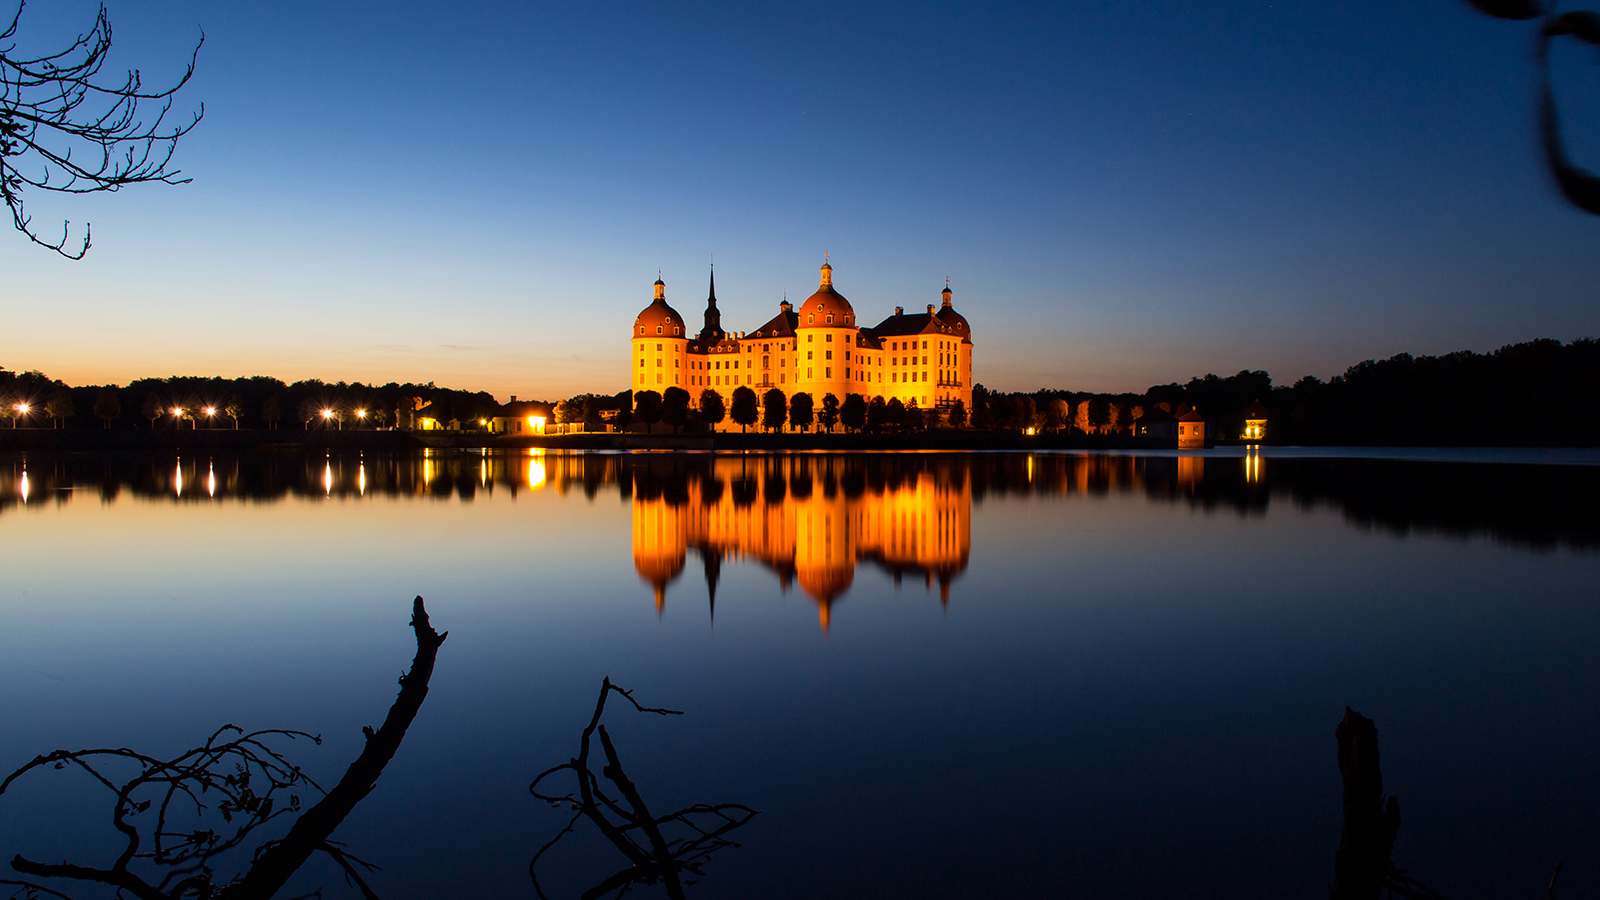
top-left (895, 306), bottom-right (903, 316)
top-left (927, 304), bottom-right (935, 315)
top-left (510, 395), bottom-right (517, 403)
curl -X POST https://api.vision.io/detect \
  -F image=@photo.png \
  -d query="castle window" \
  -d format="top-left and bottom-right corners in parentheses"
top-left (807, 351), bottom-right (813, 360)
top-left (639, 359), bottom-right (644, 367)
top-left (808, 314), bottom-right (814, 324)
top-left (764, 344), bottom-right (770, 351)
top-left (807, 334), bottom-right (813, 342)
top-left (826, 367), bottom-right (832, 378)
top-left (826, 314), bottom-right (833, 324)
top-left (639, 326), bottom-right (644, 334)
top-left (656, 326), bottom-right (662, 334)
top-left (807, 368), bottom-right (813, 378)
top-left (826, 334), bottom-right (833, 342)
top-left (825, 350), bottom-right (832, 360)
top-left (674, 327), bottom-right (680, 335)
top-left (763, 356), bottom-right (769, 369)
top-left (657, 344), bottom-right (662, 351)
top-left (657, 359), bottom-right (662, 367)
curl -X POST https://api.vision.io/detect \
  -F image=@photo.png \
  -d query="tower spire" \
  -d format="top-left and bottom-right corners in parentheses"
top-left (699, 259), bottom-right (724, 342)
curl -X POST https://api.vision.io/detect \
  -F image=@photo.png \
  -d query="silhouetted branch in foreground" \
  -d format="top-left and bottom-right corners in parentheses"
top-left (0, 596), bottom-right (446, 900)
top-left (1465, 1), bottom-right (1600, 215)
top-left (529, 678), bottom-right (757, 900)
top-left (1330, 707), bottom-right (1565, 900)
top-left (0, 0), bottom-right (204, 257)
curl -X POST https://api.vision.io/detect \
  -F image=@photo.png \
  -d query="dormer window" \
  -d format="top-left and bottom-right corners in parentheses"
top-left (826, 314), bottom-right (834, 324)
top-left (656, 326), bottom-right (663, 334)
top-left (674, 327), bottom-right (680, 335)
top-left (808, 314), bottom-right (814, 324)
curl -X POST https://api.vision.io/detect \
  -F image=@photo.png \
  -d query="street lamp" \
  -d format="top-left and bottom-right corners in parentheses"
top-left (203, 406), bottom-right (217, 429)
top-left (13, 403), bottom-right (29, 428)
top-left (355, 408), bottom-right (367, 429)
top-left (171, 406), bottom-right (186, 429)
top-left (322, 408), bottom-right (341, 430)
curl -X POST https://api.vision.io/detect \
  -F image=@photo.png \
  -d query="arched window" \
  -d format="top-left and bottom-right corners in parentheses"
top-left (674, 327), bottom-right (680, 335)
top-left (826, 314), bottom-right (834, 324)
top-left (656, 326), bottom-right (662, 334)
top-left (808, 314), bottom-right (814, 324)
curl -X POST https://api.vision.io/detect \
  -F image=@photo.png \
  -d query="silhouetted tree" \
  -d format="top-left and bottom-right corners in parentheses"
top-left (613, 390), bottom-right (634, 432)
top-left (761, 389), bottom-right (786, 433)
top-left (789, 392), bottom-right (814, 432)
top-left (948, 398), bottom-right (968, 429)
top-left (866, 396), bottom-right (888, 433)
top-left (699, 389), bottom-right (726, 433)
top-left (730, 386), bottom-right (758, 433)
top-left (634, 390), bottom-right (663, 434)
top-left (43, 388), bottom-right (72, 428)
top-left (662, 386), bottom-right (690, 434)
top-left (886, 397), bottom-right (906, 432)
top-left (261, 395), bottom-right (282, 430)
top-left (1, 2), bottom-right (204, 257)
top-left (840, 393), bottom-right (866, 433)
top-left (92, 387), bottom-right (119, 428)
top-left (818, 393), bottom-right (840, 433)
top-left (224, 395), bottom-right (244, 429)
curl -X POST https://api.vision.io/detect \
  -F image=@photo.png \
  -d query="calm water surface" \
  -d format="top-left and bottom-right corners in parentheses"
top-left (1, 450), bottom-right (1597, 898)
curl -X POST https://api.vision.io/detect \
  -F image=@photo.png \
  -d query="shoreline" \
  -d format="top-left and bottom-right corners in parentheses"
top-left (0, 428), bottom-right (1596, 456)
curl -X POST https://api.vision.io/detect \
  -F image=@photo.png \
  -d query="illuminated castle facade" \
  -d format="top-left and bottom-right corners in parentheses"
top-left (631, 260), bottom-right (975, 413)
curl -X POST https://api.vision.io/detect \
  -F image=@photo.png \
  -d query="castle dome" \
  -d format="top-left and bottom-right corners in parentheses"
top-left (634, 278), bottom-right (688, 338)
top-left (798, 259), bottom-right (855, 327)
top-left (935, 284), bottom-right (973, 344)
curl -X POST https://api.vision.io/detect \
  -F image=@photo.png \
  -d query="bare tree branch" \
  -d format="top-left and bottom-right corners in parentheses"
top-left (0, 0), bottom-right (203, 257)
top-left (529, 678), bottom-right (757, 900)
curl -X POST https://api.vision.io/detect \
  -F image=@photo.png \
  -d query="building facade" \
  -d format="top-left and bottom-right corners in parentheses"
top-left (631, 260), bottom-right (975, 416)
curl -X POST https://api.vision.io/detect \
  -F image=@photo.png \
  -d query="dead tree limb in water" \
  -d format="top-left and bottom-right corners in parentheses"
top-left (1332, 707), bottom-right (1402, 900)
top-left (529, 677), bottom-right (758, 900)
top-left (0, 595), bottom-right (445, 900)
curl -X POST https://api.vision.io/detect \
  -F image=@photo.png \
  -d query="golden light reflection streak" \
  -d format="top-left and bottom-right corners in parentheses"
top-left (207, 461), bottom-right (216, 498)
top-left (18, 466), bottom-right (27, 503)
top-left (323, 462), bottom-right (333, 496)
top-left (528, 459), bottom-right (546, 489)
top-left (359, 462), bottom-right (367, 496)
top-left (1244, 447), bottom-right (1262, 484)
top-left (174, 459), bottom-right (183, 498)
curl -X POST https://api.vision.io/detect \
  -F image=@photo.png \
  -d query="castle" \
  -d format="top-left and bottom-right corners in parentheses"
top-left (631, 259), bottom-right (975, 416)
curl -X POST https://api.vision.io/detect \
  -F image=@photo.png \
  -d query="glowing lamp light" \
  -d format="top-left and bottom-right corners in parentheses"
top-left (356, 409), bottom-right (367, 418)
top-left (171, 407), bottom-right (183, 416)
top-left (203, 407), bottom-right (216, 416)
top-left (322, 409), bottom-right (334, 419)
top-left (15, 403), bottom-right (29, 414)
top-left (529, 415), bottom-right (546, 433)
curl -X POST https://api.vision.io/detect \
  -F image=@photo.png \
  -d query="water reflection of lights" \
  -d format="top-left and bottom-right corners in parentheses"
top-left (1244, 448), bottom-right (1263, 484)
top-left (1027, 454), bottom-right (1034, 483)
top-left (528, 459), bottom-right (546, 489)
top-left (359, 462), bottom-right (367, 496)
top-left (207, 461), bottom-right (216, 498)
top-left (323, 462), bottom-right (334, 496)
top-left (18, 467), bottom-right (27, 502)
top-left (632, 458), bottom-right (970, 633)
top-left (174, 459), bottom-right (184, 498)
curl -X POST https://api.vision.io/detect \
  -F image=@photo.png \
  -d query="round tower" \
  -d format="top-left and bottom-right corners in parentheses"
top-left (632, 276), bottom-right (690, 394)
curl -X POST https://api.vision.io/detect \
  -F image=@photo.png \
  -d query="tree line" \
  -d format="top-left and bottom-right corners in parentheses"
top-left (3, 337), bottom-right (1595, 444)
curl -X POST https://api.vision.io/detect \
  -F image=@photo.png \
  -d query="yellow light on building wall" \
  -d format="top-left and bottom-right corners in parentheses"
top-left (529, 415), bottom-right (546, 434)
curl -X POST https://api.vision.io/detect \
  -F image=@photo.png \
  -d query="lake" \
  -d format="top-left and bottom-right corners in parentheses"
top-left (1, 449), bottom-right (1597, 898)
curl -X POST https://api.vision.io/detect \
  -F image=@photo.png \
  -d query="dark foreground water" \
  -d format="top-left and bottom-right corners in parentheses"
top-left (1, 449), bottom-right (1597, 899)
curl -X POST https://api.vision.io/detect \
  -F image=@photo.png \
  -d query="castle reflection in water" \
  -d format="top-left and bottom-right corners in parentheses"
top-left (4, 449), bottom-right (1597, 628)
top-left (631, 455), bottom-right (970, 631)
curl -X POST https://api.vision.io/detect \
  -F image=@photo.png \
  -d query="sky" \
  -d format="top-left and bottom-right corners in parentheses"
top-left (3, 0), bottom-right (1597, 398)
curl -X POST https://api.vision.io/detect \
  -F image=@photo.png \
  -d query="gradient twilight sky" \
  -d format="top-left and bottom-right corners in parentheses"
top-left (4, 0), bottom-right (1597, 398)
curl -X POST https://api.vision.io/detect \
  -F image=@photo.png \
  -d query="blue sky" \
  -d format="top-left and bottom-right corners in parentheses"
top-left (4, 0), bottom-right (1597, 397)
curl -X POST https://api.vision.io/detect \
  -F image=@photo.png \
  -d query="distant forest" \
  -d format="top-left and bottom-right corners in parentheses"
top-left (1, 337), bottom-right (1595, 446)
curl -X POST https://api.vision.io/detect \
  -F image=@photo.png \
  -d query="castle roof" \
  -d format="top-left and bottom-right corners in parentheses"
top-left (634, 278), bottom-right (688, 338)
top-left (798, 260), bottom-right (855, 326)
